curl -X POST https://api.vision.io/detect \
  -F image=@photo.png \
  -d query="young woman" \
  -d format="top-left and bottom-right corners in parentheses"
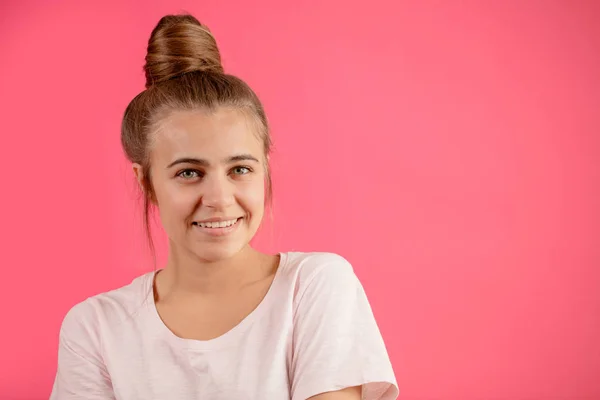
top-left (50, 14), bottom-right (398, 400)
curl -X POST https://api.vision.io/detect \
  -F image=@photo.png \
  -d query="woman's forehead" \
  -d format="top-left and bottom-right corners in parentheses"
top-left (151, 108), bottom-right (263, 161)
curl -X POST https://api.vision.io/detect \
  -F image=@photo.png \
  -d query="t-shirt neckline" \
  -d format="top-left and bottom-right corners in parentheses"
top-left (143, 252), bottom-right (288, 352)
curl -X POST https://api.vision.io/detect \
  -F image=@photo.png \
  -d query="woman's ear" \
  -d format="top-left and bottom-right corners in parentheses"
top-left (132, 163), bottom-right (145, 193)
top-left (133, 163), bottom-right (158, 205)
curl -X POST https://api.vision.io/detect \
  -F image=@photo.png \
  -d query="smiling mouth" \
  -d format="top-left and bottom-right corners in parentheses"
top-left (191, 217), bottom-right (243, 229)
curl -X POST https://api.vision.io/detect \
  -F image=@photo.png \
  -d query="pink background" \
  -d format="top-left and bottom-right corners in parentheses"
top-left (1, 1), bottom-right (599, 399)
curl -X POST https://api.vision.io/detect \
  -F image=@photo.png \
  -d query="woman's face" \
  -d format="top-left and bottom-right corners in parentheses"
top-left (136, 107), bottom-right (266, 262)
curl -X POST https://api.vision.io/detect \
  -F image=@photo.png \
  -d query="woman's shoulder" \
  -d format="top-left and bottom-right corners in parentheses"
top-left (283, 251), bottom-right (354, 276)
top-left (58, 272), bottom-right (154, 340)
top-left (281, 252), bottom-right (399, 400)
top-left (281, 251), bottom-right (359, 298)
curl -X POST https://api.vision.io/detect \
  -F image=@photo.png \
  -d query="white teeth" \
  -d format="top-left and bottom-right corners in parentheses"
top-left (196, 219), bottom-right (239, 228)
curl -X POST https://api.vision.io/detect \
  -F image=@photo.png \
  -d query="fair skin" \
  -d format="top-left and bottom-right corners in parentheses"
top-left (308, 386), bottom-right (362, 400)
top-left (133, 107), bottom-right (360, 399)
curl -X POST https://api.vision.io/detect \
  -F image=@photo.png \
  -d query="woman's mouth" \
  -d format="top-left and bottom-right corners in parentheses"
top-left (191, 217), bottom-right (243, 237)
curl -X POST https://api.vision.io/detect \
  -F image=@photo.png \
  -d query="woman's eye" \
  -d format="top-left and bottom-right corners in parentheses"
top-left (232, 166), bottom-right (251, 175)
top-left (177, 169), bottom-right (200, 179)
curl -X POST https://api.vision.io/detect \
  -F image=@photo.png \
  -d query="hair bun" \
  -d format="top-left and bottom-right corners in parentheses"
top-left (144, 14), bottom-right (223, 88)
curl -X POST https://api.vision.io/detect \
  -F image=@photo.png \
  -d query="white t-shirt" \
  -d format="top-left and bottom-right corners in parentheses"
top-left (50, 252), bottom-right (399, 399)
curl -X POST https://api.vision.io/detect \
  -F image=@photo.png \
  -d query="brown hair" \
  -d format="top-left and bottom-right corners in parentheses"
top-left (120, 14), bottom-right (273, 263)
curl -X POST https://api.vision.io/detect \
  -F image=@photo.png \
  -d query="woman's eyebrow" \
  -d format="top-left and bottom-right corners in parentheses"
top-left (166, 154), bottom-right (259, 169)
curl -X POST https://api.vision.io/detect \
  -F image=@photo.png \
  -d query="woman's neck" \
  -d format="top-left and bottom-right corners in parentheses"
top-left (156, 244), bottom-right (268, 300)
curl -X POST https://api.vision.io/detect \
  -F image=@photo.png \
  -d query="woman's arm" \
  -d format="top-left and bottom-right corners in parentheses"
top-left (308, 385), bottom-right (362, 400)
top-left (50, 300), bottom-right (115, 399)
top-left (50, 332), bottom-right (115, 400)
top-left (290, 253), bottom-right (398, 400)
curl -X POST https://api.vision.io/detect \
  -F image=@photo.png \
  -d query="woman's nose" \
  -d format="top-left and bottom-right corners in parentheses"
top-left (201, 174), bottom-right (235, 209)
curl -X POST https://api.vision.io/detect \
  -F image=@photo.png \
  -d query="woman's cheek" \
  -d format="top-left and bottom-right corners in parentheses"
top-left (241, 179), bottom-right (265, 209)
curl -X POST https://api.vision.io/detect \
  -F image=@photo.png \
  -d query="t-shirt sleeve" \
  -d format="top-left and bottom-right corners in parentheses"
top-left (50, 299), bottom-right (115, 400)
top-left (290, 254), bottom-right (399, 400)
